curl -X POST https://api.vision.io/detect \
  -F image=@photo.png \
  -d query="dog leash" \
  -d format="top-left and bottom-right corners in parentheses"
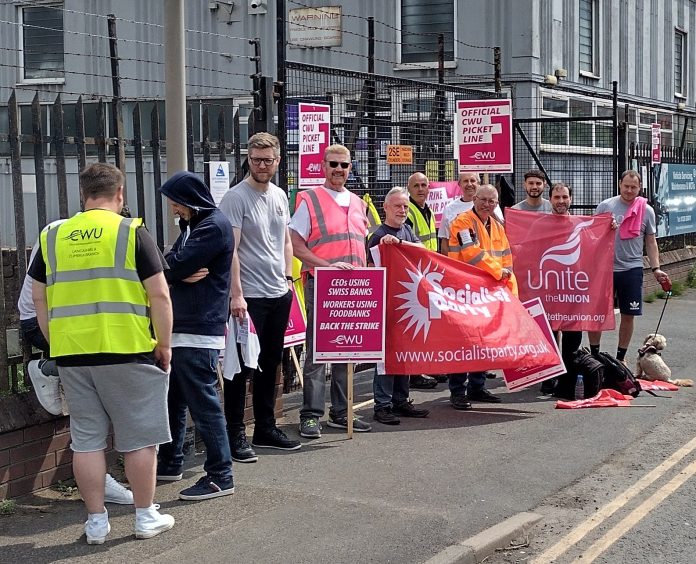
top-left (653, 286), bottom-right (671, 336)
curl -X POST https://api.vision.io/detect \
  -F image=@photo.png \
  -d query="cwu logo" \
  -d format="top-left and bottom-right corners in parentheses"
top-left (329, 334), bottom-right (363, 346)
top-left (62, 227), bottom-right (103, 242)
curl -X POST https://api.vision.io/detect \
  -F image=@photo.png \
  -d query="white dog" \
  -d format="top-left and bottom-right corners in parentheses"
top-left (635, 334), bottom-right (693, 387)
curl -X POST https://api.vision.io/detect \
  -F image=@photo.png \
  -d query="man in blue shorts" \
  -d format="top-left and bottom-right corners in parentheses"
top-left (588, 170), bottom-right (671, 362)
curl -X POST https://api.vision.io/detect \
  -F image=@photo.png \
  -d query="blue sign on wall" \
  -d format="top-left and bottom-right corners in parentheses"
top-left (654, 163), bottom-right (696, 238)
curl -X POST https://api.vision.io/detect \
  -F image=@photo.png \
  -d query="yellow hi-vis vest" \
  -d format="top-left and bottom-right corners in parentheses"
top-left (40, 209), bottom-right (156, 357)
top-left (407, 201), bottom-right (437, 251)
top-left (363, 193), bottom-right (382, 235)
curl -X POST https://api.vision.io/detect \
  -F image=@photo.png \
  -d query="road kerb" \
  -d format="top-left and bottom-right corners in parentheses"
top-left (424, 511), bottom-right (543, 564)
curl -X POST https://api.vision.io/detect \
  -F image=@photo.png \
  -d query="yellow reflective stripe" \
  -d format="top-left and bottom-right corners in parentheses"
top-left (49, 302), bottom-right (149, 319)
top-left (468, 250), bottom-right (487, 265)
top-left (307, 232), bottom-right (364, 249)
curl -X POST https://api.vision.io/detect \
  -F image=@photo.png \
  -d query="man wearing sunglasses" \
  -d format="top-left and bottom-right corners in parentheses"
top-left (290, 144), bottom-right (372, 438)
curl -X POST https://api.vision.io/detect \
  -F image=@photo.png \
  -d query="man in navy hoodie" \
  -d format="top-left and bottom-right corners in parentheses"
top-left (157, 171), bottom-right (235, 501)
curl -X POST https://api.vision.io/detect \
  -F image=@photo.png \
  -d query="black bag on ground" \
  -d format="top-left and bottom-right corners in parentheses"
top-left (572, 348), bottom-right (603, 398)
top-left (573, 348), bottom-right (642, 398)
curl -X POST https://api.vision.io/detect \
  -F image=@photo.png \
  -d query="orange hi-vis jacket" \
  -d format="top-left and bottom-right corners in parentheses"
top-left (448, 208), bottom-right (518, 296)
top-left (296, 187), bottom-right (368, 276)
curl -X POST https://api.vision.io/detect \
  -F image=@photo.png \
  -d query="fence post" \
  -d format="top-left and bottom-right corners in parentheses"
top-left (186, 103), bottom-right (195, 172)
top-left (108, 14), bottom-right (127, 178)
top-left (151, 104), bottom-right (165, 250)
top-left (217, 108), bottom-right (227, 162)
top-left (133, 103), bottom-right (146, 219)
top-left (437, 33), bottom-right (446, 181)
top-left (494, 47), bottom-right (502, 94)
top-left (276, 0), bottom-right (288, 192)
top-left (366, 17), bottom-right (377, 192)
top-left (52, 94), bottom-right (69, 219)
top-left (97, 99), bottom-right (107, 163)
top-left (32, 92), bottom-right (47, 230)
top-left (75, 96), bottom-right (87, 174)
top-left (612, 80), bottom-right (619, 186)
top-left (203, 106), bottom-right (211, 187)
top-left (233, 108), bottom-right (242, 181)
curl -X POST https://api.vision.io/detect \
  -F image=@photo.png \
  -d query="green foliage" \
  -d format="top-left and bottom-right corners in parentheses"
top-left (0, 500), bottom-right (17, 516)
top-left (687, 263), bottom-right (696, 288)
top-left (644, 292), bottom-right (657, 303)
top-left (656, 280), bottom-right (684, 299)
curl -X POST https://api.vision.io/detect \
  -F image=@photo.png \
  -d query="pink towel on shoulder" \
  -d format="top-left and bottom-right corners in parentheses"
top-left (619, 196), bottom-right (647, 239)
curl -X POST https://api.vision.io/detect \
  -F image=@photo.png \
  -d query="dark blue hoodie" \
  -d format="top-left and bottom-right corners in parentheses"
top-left (160, 171), bottom-right (233, 336)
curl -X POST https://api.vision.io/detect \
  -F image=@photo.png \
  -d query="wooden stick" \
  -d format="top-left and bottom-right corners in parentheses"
top-left (290, 347), bottom-right (303, 387)
top-left (347, 362), bottom-right (354, 439)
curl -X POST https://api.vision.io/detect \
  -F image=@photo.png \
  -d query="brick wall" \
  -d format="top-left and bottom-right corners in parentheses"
top-left (642, 247), bottom-right (696, 295)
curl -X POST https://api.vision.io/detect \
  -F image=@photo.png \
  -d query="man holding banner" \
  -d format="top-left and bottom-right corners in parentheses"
top-left (447, 185), bottom-right (516, 406)
top-left (587, 170), bottom-right (671, 362)
top-left (220, 132), bottom-right (301, 462)
top-left (367, 187), bottom-right (430, 425)
top-left (290, 144), bottom-right (372, 438)
top-left (405, 172), bottom-right (439, 390)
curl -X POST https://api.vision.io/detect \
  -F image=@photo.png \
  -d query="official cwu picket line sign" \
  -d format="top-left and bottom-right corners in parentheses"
top-left (298, 103), bottom-right (331, 188)
top-left (313, 267), bottom-right (386, 362)
top-left (505, 209), bottom-right (615, 332)
top-left (455, 99), bottom-right (513, 173)
top-left (376, 244), bottom-right (560, 375)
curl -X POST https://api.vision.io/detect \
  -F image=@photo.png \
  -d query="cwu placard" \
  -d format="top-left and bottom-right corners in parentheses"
top-left (654, 163), bottom-right (696, 238)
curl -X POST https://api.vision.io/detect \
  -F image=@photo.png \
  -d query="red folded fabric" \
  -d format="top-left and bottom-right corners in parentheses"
top-left (555, 388), bottom-right (634, 409)
top-left (637, 379), bottom-right (679, 391)
top-left (619, 196), bottom-right (647, 240)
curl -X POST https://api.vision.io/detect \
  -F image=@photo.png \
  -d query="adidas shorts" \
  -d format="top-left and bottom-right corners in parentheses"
top-left (613, 267), bottom-right (643, 316)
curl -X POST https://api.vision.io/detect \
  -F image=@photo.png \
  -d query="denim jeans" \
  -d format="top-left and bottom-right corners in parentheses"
top-left (300, 278), bottom-right (349, 420)
top-left (448, 372), bottom-right (486, 396)
top-left (373, 367), bottom-right (409, 410)
top-left (225, 291), bottom-right (292, 435)
top-left (159, 347), bottom-right (232, 482)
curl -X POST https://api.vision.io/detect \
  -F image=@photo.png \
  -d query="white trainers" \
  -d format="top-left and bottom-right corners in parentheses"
top-left (27, 360), bottom-right (62, 415)
top-left (84, 509), bottom-right (110, 545)
top-left (135, 504), bottom-right (175, 539)
top-left (104, 473), bottom-right (134, 505)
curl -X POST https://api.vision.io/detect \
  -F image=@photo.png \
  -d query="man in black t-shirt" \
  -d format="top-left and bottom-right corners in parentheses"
top-left (367, 187), bottom-right (430, 425)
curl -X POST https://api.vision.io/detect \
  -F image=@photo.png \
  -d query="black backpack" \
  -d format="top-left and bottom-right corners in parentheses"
top-left (573, 348), bottom-right (642, 398)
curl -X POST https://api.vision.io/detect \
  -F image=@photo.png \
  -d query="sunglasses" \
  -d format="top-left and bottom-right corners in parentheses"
top-left (326, 161), bottom-right (350, 169)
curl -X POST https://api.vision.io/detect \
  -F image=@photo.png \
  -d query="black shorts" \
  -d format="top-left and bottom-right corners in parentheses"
top-left (614, 267), bottom-right (643, 316)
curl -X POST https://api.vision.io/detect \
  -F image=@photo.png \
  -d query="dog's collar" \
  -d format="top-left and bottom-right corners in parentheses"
top-left (638, 345), bottom-right (660, 357)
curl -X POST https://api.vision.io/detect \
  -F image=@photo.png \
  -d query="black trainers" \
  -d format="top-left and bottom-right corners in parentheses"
top-left (450, 394), bottom-right (472, 410)
top-left (468, 388), bottom-right (502, 403)
top-left (178, 475), bottom-right (234, 501)
top-left (409, 375), bottom-right (438, 389)
top-left (230, 431), bottom-right (258, 463)
top-left (252, 427), bottom-right (301, 451)
top-left (326, 415), bottom-right (372, 432)
top-left (156, 463), bottom-right (183, 482)
top-left (374, 407), bottom-right (400, 425)
top-left (299, 418), bottom-right (322, 439)
top-left (392, 400), bottom-right (429, 418)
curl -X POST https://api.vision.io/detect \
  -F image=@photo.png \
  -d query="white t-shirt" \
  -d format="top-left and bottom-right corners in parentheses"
top-left (289, 186), bottom-right (352, 241)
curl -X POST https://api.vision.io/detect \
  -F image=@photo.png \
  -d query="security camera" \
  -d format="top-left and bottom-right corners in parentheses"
top-left (248, 0), bottom-right (267, 14)
top-left (250, 0), bottom-right (259, 7)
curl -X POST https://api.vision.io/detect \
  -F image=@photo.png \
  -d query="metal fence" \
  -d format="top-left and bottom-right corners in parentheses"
top-left (0, 90), bottom-right (248, 393)
top-left (281, 61), bottom-right (500, 212)
top-left (630, 141), bottom-right (696, 251)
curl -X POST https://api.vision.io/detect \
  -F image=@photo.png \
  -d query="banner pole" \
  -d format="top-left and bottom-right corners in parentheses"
top-left (347, 362), bottom-right (354, 439)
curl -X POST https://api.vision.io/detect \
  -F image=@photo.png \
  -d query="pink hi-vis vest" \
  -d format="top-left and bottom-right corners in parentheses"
top-left (297, 187), bottom-right (368, 275)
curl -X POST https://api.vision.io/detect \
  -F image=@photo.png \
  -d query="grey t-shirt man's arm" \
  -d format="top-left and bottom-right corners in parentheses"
top-left (595, 196), bottom-right (656, 272)
top-left (219, 180), bottom-right (290, 298)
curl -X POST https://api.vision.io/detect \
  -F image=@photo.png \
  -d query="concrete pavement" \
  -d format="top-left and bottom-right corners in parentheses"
top-left (0, 290), bottom-right (694, 564)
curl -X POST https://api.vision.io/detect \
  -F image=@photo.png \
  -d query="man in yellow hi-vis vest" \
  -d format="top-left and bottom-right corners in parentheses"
top-left (31, 163), bottom-right (175, 544)
top-left (405, 171), bottom-right (439, 390)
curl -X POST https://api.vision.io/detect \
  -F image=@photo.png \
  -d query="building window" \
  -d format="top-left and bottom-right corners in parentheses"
top-left (21, 4), bottom-right (64, 81)
top-left (539, 92), bottom-right (620, 152)
top-left (579, 0), bottom-right (598, 75)
top-left (400, 0), bottom-right (454, 64)
top-left (675, 29), bottom-right (686, 97)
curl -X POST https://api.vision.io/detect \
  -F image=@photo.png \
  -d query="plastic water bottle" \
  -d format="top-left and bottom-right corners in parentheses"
top-left (575, 374), bottom-right (585, 400)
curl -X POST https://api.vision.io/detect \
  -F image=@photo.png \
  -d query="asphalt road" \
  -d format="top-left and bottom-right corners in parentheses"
top-left (0, 290), bottom-right (694, 564)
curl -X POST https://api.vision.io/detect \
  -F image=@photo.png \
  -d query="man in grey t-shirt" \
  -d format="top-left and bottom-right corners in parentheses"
top-left (511, 169), bottom-right (552, 213)
top-left (587, 170), bottom-right (671, 362)
top-left (219, 132), bottom-right (300, 463)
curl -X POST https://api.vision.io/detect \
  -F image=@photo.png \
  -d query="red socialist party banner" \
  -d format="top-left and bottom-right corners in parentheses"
top-left (379, 244), bottom-right (561, 375)
top-left (505, 209), bottom-right (615, 332)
